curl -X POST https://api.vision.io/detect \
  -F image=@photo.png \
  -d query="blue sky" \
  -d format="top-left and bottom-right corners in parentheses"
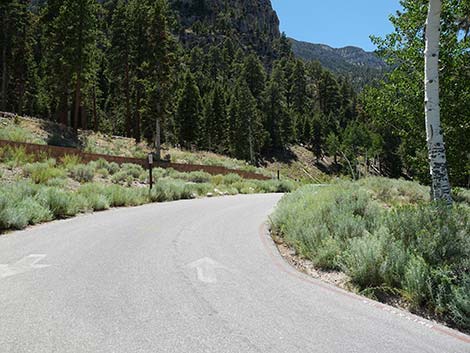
top-left (271, 0), bottom-right (402, 51)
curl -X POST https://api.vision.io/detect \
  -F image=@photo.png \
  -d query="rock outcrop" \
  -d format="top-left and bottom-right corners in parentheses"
top-left (170, 0), bottom-right (281, 59)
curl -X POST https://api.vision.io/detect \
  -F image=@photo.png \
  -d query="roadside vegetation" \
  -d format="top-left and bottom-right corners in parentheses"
top-left (0, 117), bottom-right (277, 177)
top-left (0, 146), bottom-right (295, 234)
top-left (0, 116), bottom-right (331, 181)
top-left (271, 178), bottom-right (470, 331)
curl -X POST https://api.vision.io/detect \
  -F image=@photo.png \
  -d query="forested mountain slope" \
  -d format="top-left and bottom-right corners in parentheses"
top-left (290, 38), bottom-right (387, 89)
top-left (2, 0), bottom-right (468, 186)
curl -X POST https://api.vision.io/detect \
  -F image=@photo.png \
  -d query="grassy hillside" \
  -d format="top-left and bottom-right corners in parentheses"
top-left (0, 114), bottom-right (331, 182)
top-left (271, 178), bottom-right (470, 332)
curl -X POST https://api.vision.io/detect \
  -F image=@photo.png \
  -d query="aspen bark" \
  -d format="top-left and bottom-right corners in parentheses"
top-left (424, 0), bottom-right (452, 204)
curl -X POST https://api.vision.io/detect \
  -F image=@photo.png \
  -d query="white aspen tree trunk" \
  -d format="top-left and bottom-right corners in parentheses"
top-left (424, 0), bottom-right (452, 204)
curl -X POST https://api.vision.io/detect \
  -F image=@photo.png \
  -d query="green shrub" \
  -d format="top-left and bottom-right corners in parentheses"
top-left (449, 275), bottom-right (470, 330)
top-left (36, 188), bottom-right (82, 218)
top-left (17, 197), bottom-right (53, 224)
top-left (357, 177), bottom-right (429, 205)
top-left (402, 255), bottom-right (429, 308)
top-left (385, 204), bottom-right (469, 267)
top-left (103, 185), bottom-right (147, 207)
top-left (185, 171), bottom-right (212, 183)
top-left (94, 158), bottom-right (109, 170)
top-left (60, 154), bottom-right (82, 169)
top-left (222, 173), bottom-right (242, 185)
top-left (272, 178), bottom-right (470, 330)
top-left (149, 179), bottom-right (193, 202)
top-left (276, 179), bottom-right (296, 193)
top-left (452, 187), bottom-right (470, 205)
top-left (254, 180), bottom-right (279, 193)
top-left (111, 170), bottom-right (133, 185)
top-left (233, 181), bottom-right (257, 194)
top-left (341, 233), bottom-right (385, 288)
top-left (46, 177), bottom-right (68, 187)
top-left (87, 194), bottom-right (110, 211)
top-left (23, 162), bottom-right (66, 184)
top-left (121, 163), bottom-right (143, 178)
top-left (0, 146), bottom-right (34, 167)
top-left (313, 236), bottom-right (342, 269)
top-left (70, 164), bottom-right (95, 183)
top-left (187, 182), bottom-right (212, 196)
top-left (107, 162), bottom-right (120, 175)
top-left (0, 206), bottom-right (30, 230)
top-left (78, 183), bottom-right (110, 211)
top-left (0, 124), bottom-right (45, 144)
top-left (211, 174), bottom-right (224, 185)
top-left (0, 182), bottom-right (52, 230)
top-left (96, 168), bottom-right (109, 178)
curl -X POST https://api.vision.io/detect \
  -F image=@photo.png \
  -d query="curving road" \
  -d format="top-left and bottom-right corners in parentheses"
top-left (0, 194), bottom-right (468, 353)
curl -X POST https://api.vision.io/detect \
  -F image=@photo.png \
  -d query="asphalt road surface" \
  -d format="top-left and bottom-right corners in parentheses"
top-left (0, 194), bottom-right (468, 353)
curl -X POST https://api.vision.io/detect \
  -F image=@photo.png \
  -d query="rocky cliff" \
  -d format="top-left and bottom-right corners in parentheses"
top-left (170, 0), bottom-right (281, 59)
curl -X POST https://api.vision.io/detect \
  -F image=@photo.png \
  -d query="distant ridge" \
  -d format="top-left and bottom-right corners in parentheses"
top-left (289, 38), bottom-right (387, 89)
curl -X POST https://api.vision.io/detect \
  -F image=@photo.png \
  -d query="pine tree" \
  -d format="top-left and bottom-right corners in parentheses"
top-left (203, 84), bottom-right (227, 152)
top-left (263, 62), bottom-right (289, 150)
top-left (276, 32), bottom-right (293, 59)
top-left (326, 132), bottom-right (341, 165)
top-left (40, 0), bottom-right (99, 128)
top-left (141, 0), bottom-right (176, 153)
top-left (177, 72), bottom-right (203, 149)
top-left (318, 70), bottom-right (341, 117)
top-left (0, 0), bottom-right (38, 114)
top-left (108, 0), bottom-right (133, 137)
top-left (241, 53), bottom-right (266, 106)
top-left (229, 78), bottom-right (264, 163)
top-left (289, 60), bottom-right (307, 115)
top-left (311, 112), bottom-right (325, 162)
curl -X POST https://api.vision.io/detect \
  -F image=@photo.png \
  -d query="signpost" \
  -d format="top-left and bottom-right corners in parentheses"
top-left (148, 153), bottom-right (154, 190)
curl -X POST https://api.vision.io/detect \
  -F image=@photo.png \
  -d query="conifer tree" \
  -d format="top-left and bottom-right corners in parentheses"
top-left (289, 60), bottom-right (307, 116)
top-left (311, 112), bottom-right (325, 161)
top-left (203, 84), bottom-right (227, 152)
top-left (263, 62), bottom-right (289, 150)
top-left (141, 0), bottom-right (176, 153)
top-left (41, 0), bottom-right (99, 128)
top-left (0, 0), bottom-right (38, 114)
top-left (108, 0), bottom-right (133, 137)
top-left (177, 72), bottom-right (203, 149)
top-left (242, 54), bottom-right (266, 106)
top-left (229, 78), bottom-right (264, 163)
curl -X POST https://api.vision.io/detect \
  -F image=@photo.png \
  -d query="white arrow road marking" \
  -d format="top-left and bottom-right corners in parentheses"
top-left (0, 254), bottom-right (51, 279)
top-left (187, 257), bottom-right (228, 284)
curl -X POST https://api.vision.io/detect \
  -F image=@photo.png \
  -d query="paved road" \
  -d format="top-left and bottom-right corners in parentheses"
top-left (0, 194), bottom-right (468, 353)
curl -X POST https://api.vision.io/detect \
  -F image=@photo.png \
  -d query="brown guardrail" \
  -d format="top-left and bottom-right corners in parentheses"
top-left (0, 139), bottom-right (271, 180)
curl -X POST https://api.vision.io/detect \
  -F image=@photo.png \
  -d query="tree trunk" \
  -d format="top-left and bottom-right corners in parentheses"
top-left (58, 92), bottom-right (68, 126)
top-left (124, 60), bottom-right (131, 137)
top-left (424, 0), bottom-right (452, 204)
top-left (135, 89), bottom-right (141, 143)
top-left (1, 43), bottom-right (7, 111)
top-left (93, 85), bottom-right (98, 131)
top-left (155, 115), bottom-right (161, 161)
top-left (73, 75), bottom-right (81, 130)
top-left (248, 117), bottom-right (254, 165)
top-left (81, 106), bottom-right (87, 130)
